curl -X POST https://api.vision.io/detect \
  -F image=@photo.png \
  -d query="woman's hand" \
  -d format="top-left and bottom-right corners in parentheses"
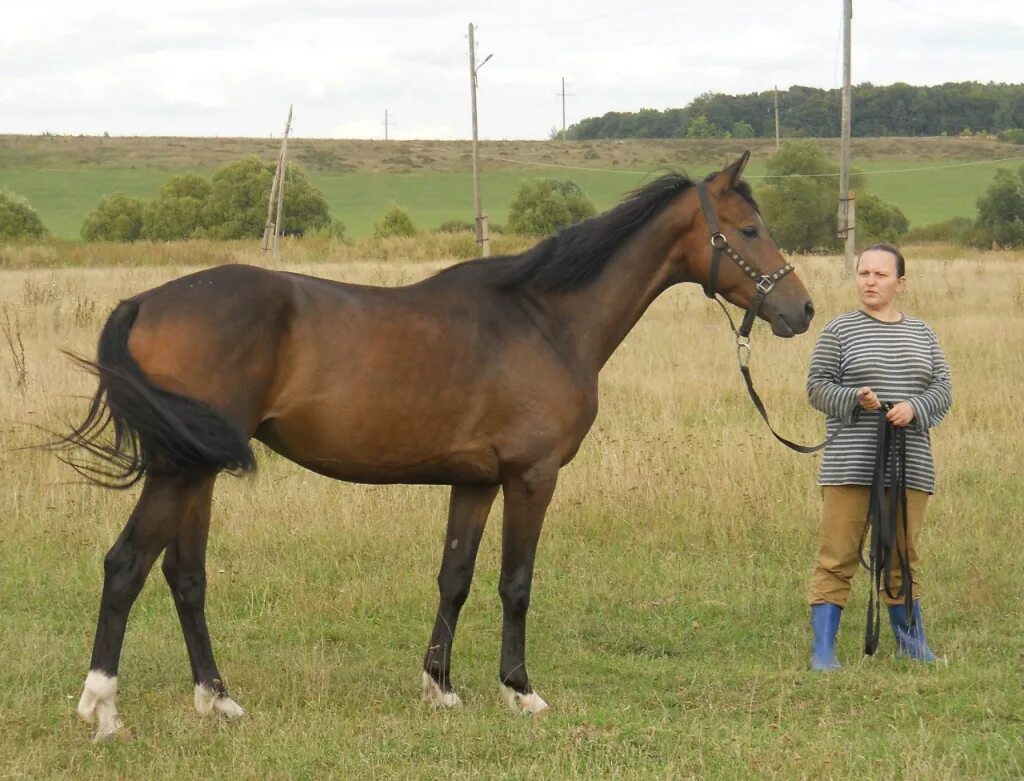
top-left (856, 387), bottom-right (880, 410)
top-left (886, 401), bottom-right (916, 427)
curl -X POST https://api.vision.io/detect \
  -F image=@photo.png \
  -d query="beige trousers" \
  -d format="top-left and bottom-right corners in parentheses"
top-left (809, 484), bottom-right (929, 608)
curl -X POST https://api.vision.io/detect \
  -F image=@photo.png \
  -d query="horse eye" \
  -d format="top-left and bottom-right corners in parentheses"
top-left (741, 226), bottom-right (759, 238)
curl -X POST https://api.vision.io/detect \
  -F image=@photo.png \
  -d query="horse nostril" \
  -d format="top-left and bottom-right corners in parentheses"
top-left (805, 301), bottom-right (816, 320)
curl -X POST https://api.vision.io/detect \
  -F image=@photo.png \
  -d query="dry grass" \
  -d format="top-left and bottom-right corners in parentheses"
top-left (2, 134), bottom-right (1020, 174)
top-left (0, 249), bottom-right (1021, 779)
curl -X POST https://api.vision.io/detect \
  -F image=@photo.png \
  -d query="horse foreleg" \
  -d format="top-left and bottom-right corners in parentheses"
top-left (160, 476), bottom-right (245, 721)
top-left (422, 484), bottom-right (499, 708)
top-left (77, 475), bottom-right (193, 741)
top-left (497, 465), bottom-right (557, 716)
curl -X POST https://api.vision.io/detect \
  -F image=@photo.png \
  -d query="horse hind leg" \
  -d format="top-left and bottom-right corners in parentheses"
top-left (422, 484), bottom-right (498, 708)
top-left (76, 474), bottom-right (209, 741)
top-left (160, 475), bottom-right (245, 720)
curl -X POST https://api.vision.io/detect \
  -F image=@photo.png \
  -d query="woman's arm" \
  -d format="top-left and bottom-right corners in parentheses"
top-left (807, 330), bottom-right (861, 424)
top-left (906, 327), bottom-right (953, 431)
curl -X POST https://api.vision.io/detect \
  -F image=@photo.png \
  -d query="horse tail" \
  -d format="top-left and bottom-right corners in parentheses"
top-left (54, 299), bottom-right (256, 488)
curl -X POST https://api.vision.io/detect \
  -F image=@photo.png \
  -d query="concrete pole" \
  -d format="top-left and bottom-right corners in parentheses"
top-left (469, 23), bottom-right (490, 257)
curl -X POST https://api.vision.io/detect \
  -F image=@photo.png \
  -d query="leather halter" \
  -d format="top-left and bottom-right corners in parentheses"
top-left (695, 180), bottom-right (837, 455)
top-left (695, 180), bottom-right (795, 343)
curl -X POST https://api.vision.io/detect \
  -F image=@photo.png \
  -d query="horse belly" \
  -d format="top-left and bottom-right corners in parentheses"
top-left (254, 411), bottom-right (502, 486)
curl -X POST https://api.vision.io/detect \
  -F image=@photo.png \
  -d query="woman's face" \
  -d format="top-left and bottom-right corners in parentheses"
top-left (856, 249), bottom-right (904, 313)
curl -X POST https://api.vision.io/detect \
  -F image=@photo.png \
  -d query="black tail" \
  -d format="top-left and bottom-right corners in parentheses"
top-left (52, 299), bottom-right (256, 488)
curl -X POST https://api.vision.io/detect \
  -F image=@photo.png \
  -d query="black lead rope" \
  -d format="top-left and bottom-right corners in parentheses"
top-left (860, 403), bottom-right (915, 656)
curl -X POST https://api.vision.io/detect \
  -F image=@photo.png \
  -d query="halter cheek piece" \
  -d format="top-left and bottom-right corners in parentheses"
top-left (695, 180), bottom-right (795, 362)
top-left (695, 180), bottom-right (838, 456)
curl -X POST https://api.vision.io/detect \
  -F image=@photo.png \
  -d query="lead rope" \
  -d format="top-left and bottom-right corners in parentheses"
top-left (860, 403), bottom-right (915, 655)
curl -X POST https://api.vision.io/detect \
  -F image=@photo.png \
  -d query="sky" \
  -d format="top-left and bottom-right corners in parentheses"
top-left (2, 0), bottom-right (1022, 140)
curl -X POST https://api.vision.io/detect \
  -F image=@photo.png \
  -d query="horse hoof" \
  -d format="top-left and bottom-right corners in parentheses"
top-left (194, 685), bottom-right (246, 719)
top-left (77, 671), bottom-right (128, 741)
top-left (421, 672), bottom-right (463, 708)
top-left (499, 684), bottom-right (549, 716)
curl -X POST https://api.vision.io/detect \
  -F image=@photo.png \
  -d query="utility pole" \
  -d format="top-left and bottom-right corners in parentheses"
top-left (384, 109), bottom-right (389, 141)
top-left (774, 85), bottom-right (781, 150)
top-left (468, 22), bottom-right (491, 257)
top-left (558, 77), bottom-right (574, 140)
top-left (839, 0), bottom-right (855, 276)
top-left (262, 104), bottom-right (292, 259)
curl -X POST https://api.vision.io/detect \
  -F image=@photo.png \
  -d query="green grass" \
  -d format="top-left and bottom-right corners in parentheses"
top-left (0, 254), bottom-right (1022, 778)
top-left (2, 135), bottom-right (1023, 240)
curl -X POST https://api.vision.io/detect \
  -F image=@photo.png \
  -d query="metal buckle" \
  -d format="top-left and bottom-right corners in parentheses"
top-left (736, 335), bottom-right (751, 368)
top-left (755, 276), bottom-right (775, 295)
top-left (710, 232), bottom-right (728, 249)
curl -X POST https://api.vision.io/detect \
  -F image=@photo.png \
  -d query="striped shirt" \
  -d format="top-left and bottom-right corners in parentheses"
top-left (806, 310), bottom-right (952, 493)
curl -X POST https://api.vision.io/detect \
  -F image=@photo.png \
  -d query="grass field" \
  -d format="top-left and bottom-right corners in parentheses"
top-left (0, 245), bottom-right (1022, 779)
top-left (2, 135), bottom-right (1023, 239)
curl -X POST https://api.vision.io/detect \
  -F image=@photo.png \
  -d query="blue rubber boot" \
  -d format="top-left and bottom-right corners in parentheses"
top-left (888, 600), bottom-right (937, 662)
top-left (809, 603), bottom-right (843, 671)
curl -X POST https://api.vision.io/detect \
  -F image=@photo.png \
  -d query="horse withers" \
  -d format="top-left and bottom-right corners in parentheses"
top-left (58, 152), bottom-right (813, 740)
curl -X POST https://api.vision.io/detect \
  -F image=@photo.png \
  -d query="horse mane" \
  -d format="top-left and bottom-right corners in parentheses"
top-left (434, 170), bottom-right (758, 293)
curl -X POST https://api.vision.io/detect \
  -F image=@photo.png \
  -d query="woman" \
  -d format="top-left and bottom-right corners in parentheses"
top-left (806, 243), bottom-right (952, 670)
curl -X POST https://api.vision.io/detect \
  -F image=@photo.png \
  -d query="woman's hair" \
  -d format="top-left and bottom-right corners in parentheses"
top-left (859, 242), bottom-right (905, 277)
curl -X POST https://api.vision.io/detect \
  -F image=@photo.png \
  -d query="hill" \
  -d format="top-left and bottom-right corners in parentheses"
top-left (1, 134), bottom-right (1022, 238)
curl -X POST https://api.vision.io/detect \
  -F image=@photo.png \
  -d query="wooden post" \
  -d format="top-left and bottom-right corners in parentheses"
top-left (469, 23), bottom-right (490, 257)
top-left (839, 0), bottom-right (855, 275)
top-left (774, 85), bottom-right (781, 150)
top-left (263, 105), bottom-right (292, 257)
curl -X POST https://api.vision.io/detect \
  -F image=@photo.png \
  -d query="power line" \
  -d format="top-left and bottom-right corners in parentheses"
top-left (887, 0), bottom-right (1024, 31)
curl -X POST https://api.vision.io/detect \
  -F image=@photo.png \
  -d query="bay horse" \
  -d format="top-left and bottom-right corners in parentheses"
top-left (60, 152), bottom-right (813, 740)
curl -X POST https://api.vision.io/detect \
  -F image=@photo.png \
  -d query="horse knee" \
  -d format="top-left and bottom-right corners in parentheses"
top-left (102, 548), bottom-right (149, 608)
top-left (162, 561), bottom-right (207, 612)
top-left (438, 571), bottom-right (472, 611)
top-left (498, 575), bottom-right (531, 616)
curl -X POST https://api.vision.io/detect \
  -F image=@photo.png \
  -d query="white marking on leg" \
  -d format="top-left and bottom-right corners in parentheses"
top-left (499, 683), bottom-right (549, 716)
top-left (421, 671), bottom-right (462, 708)
top-left (77, 670), bottom-right (127, 741)
top-left (194, 684), bottom-right (246, 719)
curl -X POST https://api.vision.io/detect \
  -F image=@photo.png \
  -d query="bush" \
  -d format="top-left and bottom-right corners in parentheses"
top-left (507, 179), bottom-right (596, 236)
top-left (81, 193), bottom-right (144, 242)
top-left (374, 205), bottom-right (417, 238)
top-left (974, 165), bottom-right (1024, 247)
top-left (142, 174), bottom-right (211, 240)
top-left (997, 128), bottom-right (1024, 144)
top-left (436, 219), bottom-right (475, 233)
top-left (856, 191), bottom-right (909, 246)
top-left (204, 157), bottom-right (331, 240)
top-left (902, 217), bottom-right (974, 244)
top-left (0, 190), bottom-right (46, 240)
top-left (757, 141), bottom-right (874, 252)
top-left (307, 219), bottom-right (347, 240)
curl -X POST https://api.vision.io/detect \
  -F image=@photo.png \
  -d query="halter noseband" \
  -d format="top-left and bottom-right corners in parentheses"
top-left (695, 181), bottom-right (795, 350)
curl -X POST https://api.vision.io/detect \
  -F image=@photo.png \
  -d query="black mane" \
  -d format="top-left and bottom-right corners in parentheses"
top-left (434, 170), bottom-right (758, 293)
top-left (493, 173), bottom-right (694, 291)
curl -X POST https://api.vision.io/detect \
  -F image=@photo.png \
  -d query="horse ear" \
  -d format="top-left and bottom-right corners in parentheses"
top-left (709, 150), bottom-right (751, 194)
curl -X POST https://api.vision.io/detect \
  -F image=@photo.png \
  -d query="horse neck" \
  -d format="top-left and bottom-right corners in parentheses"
top-left (545, 204), bottom-right (693, 372)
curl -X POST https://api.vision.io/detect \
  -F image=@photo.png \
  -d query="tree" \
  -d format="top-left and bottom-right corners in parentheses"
top-left (856, 191), bottom-right (909, 246)
top-left (686, 114), bottom-right (719, 139)
top-left (374, 205), bottom-right (417, 238)
top-left (731, 120), bottom-right (755, 139)
top-left (142, 174), bottom-right (211, 240)
top-left (755, 142), bottom-right (897, 253)
top-left (974, 165), bottom-right (1024, 247)
top-left (204, 157), bottom-right (331, 240)
top-left (0, 190), bottom-right (46, 240)
top-left (507, 178), bottom-right (596, 236)
top-left (81, 193), bottom-right (144, 242)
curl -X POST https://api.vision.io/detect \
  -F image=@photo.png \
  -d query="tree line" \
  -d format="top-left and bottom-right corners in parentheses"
top-left (566, 82), bottom-right (1024, 140)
